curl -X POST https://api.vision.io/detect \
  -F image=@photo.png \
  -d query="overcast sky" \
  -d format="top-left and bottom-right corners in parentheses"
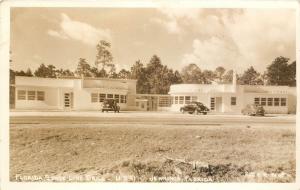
top-left (10, 8), bottom-right (296, 74)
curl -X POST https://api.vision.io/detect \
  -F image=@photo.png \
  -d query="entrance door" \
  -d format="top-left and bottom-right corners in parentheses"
top-left (216, 97), bottom-right (222, 112)
top-left (210, 97), bottom-right (222, 112)
top-left (64, 93), bottom-right (73, 109)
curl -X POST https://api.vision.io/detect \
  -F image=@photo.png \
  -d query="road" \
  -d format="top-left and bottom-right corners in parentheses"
top-left (10, 111), bottom-right (295, 125)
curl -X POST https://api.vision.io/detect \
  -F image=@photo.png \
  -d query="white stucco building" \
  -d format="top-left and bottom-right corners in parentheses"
top-left (169, 84), bottom-right (296, 114)
top-left (14, 76), bottom-right (137, 111)
top-left (14, 76), bottom-right (296, 114)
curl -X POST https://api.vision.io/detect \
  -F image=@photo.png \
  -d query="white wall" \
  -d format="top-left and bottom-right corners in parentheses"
top-left (15, 87), bottom-right (62, 110)
top-left (74, 88), bottom-right (131, 111)
top-left (16, 76), bottom-right (79, 88)
top-left (244, 93), bottom-right (289, 114)
top-left (221, 94), bottom-right (244, 113)
top-left (169, 92), bottom-right (290, 114)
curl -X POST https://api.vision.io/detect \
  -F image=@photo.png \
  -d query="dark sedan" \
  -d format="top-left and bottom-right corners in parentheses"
top-left (180, 101), bottom-right (210, 115)
top-left (242, 104), bottom-right (265, 116)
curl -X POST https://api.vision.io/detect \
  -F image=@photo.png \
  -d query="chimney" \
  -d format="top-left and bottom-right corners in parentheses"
top-left (232, 70), bottom-right (237, 92)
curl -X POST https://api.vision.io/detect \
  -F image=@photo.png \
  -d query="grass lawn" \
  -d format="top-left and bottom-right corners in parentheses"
top-left (10, 123), bottom-right (295, 182)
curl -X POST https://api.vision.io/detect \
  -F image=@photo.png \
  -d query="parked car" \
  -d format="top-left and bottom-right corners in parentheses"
top-left (242, 104), bottom-right (265, 116)
top-left (102, 99), bottom-right (120, 113)
top-left (180, 101), bottom-right (210, 115)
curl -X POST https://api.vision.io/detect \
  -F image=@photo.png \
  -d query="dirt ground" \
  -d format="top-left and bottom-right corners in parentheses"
top-left (9, 113), bottom-right (295, 182)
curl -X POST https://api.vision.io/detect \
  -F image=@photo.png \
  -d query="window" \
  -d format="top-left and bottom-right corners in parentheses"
top-left (37, 91), bottom-right (45, 101)
top-left (274, 98), bottom-right (280, 106)
top-left (141, 103), bottom-right (144, 109)
top-left (107, 94), bottom-right (113, 99)
top-left (185, 96), bottom-right (191, 104)
top-left (254, 97), bottom-right (260, 105)
top-left (91, 93), bottom-right (98, 103)
top-left (27, 91), bottom-right (36, 100)
top-left (179, 96), bottom-right (184, 104)
top-left (281, 98), bottom-right (286, 106)
top-left (124, 95), bottom-right (127, 103)
top-left (159, 96), bottom-right (171, 107)
top-left (115, 94), bottom-right (120, 103)
top-left (136, 102), bottom-right (139, 107)
top-left (267, 98), bottom-right (273, 106)
top-left (210, 97), bottom-right (215, 111)
top-left (175, 96), bottom-right (178, 104)
top-left (99, 94), bottom-right (106, 102)
top-left (192, 96), bottom-right (197, 102)
top-left (120, 95), bottom-right (125, 103)
top-left (17, 90), bottom-right (26, 100)
top-left (231, 97), bottom-right (237, 106)
top-left (261, 98), bottom-right (266, 106)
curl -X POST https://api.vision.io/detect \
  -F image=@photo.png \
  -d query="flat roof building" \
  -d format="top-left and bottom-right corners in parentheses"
top-left (169, 84), bottom-right (296, 114)
top-left (13, 76), bottom-right (296, 114)
top-left (14, 76), bottom-right (137, 111)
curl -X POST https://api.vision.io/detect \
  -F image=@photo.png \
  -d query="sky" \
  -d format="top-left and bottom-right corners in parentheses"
top-left (10, 7), bottom-right (296, 74)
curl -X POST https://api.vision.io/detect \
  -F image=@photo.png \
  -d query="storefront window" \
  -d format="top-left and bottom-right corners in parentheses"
top-left (261, 98), bottom-right (266, 106)
top-left (254, 97), bottom-right (260, 105)
top-left (185, 96), bottom-right (191, 104)
top-left (274, 98), bottom-right (280, 106)
top-left (179, 96), bottom-right (184, 104)
top-left (120, 95), bottom-right (126, 103)
top-left (99, 94), bottom-right (106, 102)
top-left (27, 91), bottom-right (36, 100)
top-left (17, 90), bottom-right (26, 100)
top-left (175, 96), bottom-right (178, 104)
top-left (231, 97), bottom-right (236, 106)
top-left (268, 98), bottom-right (273, 106)
top-left (281, 98), bottom-right (286, 106)
top-left (115, 94), bottom-right (120, 103)
top-left (191, 96), bottom-right (197, 102)
top-left (91, 93), bottom-right (98, 103)
top-left (37, 91), bottom-right (45, 101)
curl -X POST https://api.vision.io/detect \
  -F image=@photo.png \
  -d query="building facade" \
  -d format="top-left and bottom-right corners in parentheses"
top-left (14, 76), bottom-right (137, 111)
top-left (169, 84), bottom-right (296, 114)
top-left (14, 76), bottom-right (296, 114)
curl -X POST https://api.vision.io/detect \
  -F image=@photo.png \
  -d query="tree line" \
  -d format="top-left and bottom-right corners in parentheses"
top-left (10, 40), bottom-right (296, 95)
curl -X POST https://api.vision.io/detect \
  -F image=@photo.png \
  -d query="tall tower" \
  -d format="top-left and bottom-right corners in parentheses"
top-left (232, 70), bottom-right (237, 92)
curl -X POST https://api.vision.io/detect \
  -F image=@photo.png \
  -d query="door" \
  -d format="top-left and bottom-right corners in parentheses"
top-left (216, 97), bottom-right (222, 112)
top-left (210, 97), bottom-right (222, 112)
top-left (64, 93), bottom-right (73, 109)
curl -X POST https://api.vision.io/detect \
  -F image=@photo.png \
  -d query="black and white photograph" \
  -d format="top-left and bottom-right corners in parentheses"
top-left (1, 0), bottom-right (299, 189)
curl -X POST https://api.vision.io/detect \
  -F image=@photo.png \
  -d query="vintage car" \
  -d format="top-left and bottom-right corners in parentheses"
top-left (180, 101), bottom-right (210, 115)
top-left (101, 99), bottom-right (120, 113)
top-left (242, 104), bottom-right (265, 116)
